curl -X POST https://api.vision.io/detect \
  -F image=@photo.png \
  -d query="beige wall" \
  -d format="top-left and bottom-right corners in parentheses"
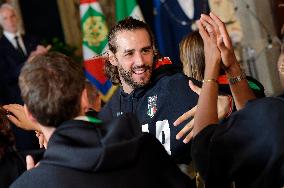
top-left (235, 0), bottom-right (282, 96)
top-left (56, 0), bottom-right (82, 56)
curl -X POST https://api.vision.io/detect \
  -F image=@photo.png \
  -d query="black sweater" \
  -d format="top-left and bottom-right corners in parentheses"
top-left (11, 114), bottom-right (193, 188)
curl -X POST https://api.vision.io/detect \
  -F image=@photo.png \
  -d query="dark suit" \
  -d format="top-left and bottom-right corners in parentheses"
top-left (0, 34), bottom-right (40, 151)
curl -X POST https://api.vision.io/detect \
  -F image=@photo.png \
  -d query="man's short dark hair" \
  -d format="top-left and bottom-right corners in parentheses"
top-left (105, 17), bottom-right (158, 85)
top-left (19, 52), bottom-right (85, 127)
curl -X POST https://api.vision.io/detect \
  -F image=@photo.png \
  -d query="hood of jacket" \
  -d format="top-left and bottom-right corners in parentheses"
top-left (40, 113), bottom-right (145, 172)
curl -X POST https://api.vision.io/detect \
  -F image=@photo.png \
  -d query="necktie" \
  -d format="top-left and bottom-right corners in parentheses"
top-left (14, 36), bottom-right (26, 58)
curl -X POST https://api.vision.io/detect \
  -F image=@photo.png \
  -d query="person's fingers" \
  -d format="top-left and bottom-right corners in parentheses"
top-left (46, 45), bottom-right (52, 51)
top-left (217, 35), bottom-right (227, 52)
top-left (189, 80), bottom-right (201, 95)
top-left (4, 104), bottom-right (24, 116)
top-left (33, 45), bottom-right (50, 56)
top-left (35, 131), bottom-right (41, 137)
top-left (176, 120), bottom-right (194, 140)
top-left (38, 135), bottom-right (44, 148)
top-left (174, 106), bottom-right (196, 126)
top-left (200, 14), bottom-right (219, 37)
top-left (26, 155), bottom-right (35, 170)
top-left (183, 131), bottom-right (194, 144)
top-left (3, 104), bottom-right (29, 129)
top-left (199, 19), bottom-right (214, 34)
top-left (36, 45), bottom-right (45, 50)
top-left (197, 20), bottom-right (209, 41)
top-left (209, 12), bottom-right (232, 48)
top-left (6, 114), bottom-right (20, 126)
top-left (3, 104), bottom-right (19, 113)
top-left (205, 24), bottom-right (215, 39)
top-left (38, 133), bottom-right (45, 149)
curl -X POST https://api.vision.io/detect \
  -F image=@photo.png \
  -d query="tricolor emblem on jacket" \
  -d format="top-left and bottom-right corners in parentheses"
top-left (147, 95), bottom-right (158, 118)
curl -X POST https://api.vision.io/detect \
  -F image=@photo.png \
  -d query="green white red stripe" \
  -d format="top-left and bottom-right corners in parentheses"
top-left (116, 0), bottom-right (144, 22)
top-left (80, 0), bottom-right (108, 58)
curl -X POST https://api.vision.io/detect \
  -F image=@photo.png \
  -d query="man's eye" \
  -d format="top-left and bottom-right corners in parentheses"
top-left (125, 52), bottom-right (133, 56)
top-left (142, 49), bottom-right (151, 54)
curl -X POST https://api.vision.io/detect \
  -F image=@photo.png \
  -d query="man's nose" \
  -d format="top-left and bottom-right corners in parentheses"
top-left (135, 53), bottom-right (144, 66)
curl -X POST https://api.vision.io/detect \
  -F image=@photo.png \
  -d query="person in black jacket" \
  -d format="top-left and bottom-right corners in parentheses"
top-left (190, 13), bottom-right (284, 188)
top-left (0, 3), bottom-right (50, 151)
top-left (11, 52), bottom-right (193, 188)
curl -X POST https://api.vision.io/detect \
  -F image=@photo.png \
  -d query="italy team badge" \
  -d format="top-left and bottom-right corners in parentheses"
top-left (147, 95), bottom-right (158, 118)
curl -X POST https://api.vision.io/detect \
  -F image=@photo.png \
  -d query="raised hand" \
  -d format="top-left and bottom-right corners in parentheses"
top-left (208, 12), bottom-right (238, 72)
top-left (208, 12), bottom-right (256, 109)
top-left (27, 44), bottom-right (52, 63)
top-left (3, 104), bottom-right (40, 131)
top-left (198, 17), bottom-right (221, 71)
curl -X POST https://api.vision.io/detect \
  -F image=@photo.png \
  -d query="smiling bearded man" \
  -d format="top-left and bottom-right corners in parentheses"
top-left (99, 17), bottom-right (200, 187)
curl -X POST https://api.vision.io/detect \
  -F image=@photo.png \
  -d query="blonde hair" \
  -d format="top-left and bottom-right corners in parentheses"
top-left (179, 31), bottom-right (205, 81)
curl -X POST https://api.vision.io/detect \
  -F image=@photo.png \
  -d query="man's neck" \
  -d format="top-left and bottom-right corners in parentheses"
top-left (121, 82), bottom-right (134, 94)
top-left (3, 30), bottom-right (19, 36)
top-left (3, 30), bottom-right (20, 44)
top-left (40, 125), bottom-right (56, 146)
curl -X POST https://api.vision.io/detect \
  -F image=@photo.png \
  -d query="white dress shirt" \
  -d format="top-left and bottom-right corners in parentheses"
top-left (3, 31), bottom-right (27, 55)
top-left (177, 0), bottom-right (195, 19)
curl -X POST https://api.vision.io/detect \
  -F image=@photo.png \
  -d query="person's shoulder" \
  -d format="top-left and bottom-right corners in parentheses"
top-left (0, 35), bottom-right (9, 47)
top-left (98, 88), bottom-right (121, 121)
top-left (10, 168), bottom-right (39, 187)
top-left (245, 96), bottom-right (284, 109)
top-left (217, 96), bottom-right (284, 136)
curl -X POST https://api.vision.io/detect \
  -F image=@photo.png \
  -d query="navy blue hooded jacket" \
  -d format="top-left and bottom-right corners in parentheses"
top-left (99, 64), bottom-right (199, 165)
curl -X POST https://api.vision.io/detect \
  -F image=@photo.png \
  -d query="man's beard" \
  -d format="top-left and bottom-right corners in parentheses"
top-left (118, 64), bottom-right (153, 90)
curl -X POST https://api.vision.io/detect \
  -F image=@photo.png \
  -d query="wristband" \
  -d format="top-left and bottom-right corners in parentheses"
top-left (228, 71), bottom-right (246, 85)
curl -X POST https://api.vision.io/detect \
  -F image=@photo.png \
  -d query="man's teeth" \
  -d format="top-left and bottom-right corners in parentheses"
top-left (133, 68), bottom-right (146, 74)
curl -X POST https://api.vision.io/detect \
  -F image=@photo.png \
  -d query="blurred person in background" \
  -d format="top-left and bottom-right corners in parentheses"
top-left (0, 3), bottom-right (50, 151)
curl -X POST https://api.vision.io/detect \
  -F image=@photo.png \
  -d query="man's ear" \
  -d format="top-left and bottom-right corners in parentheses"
top-left (80, 88), bottom-right (89, 114)
top-left (108, 51), bottom-right (118, 66)
top-left (23, 104), bottom-right (37, 123)
top-left (94, 93), bottom-right (102, 112)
